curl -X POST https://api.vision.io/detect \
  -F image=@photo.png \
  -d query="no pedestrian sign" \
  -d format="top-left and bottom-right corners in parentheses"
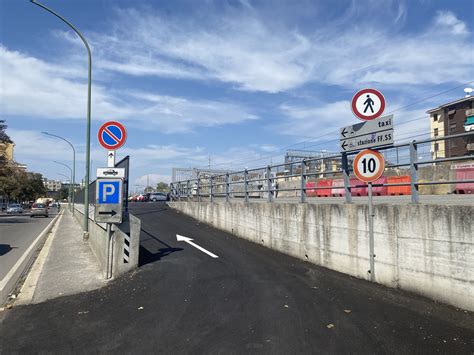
top-left (98, 121), bottom-right (127, 150)
top-left (351, 88), bottom-right (385, 121)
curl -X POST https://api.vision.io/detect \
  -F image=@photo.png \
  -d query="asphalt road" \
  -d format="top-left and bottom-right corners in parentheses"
top-left (0, 202), bottom-right (472, 354)
top-left (0, 209), bottom-right (59, 303)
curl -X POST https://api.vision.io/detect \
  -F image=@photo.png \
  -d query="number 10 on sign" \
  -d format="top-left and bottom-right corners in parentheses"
top-left (353, 149), bottom-right (385, 183)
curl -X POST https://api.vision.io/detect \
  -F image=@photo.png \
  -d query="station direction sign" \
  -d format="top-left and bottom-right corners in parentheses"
top-left (340, 114), bottom-right (394, 152)
top-left (95, 178), bottom-right (123, 224)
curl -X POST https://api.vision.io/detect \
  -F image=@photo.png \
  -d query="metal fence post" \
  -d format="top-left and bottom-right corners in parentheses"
top-left (226, 173), bottom-right (230, 202)
top-left (210, 176), bottom-right (214, 202)
top-left (178, 183), bottom-right (181, 201)
top-left (342, 152), bottom-right (352, 203)
top-left (186, 180), bottom-right (190, 200)
top-left (267, 165), bottom-right (273, 203)
top-left (197, 178), bottom-right (201, 202)
top-left (409, 141), bottom-right (419, 203)
top-left (300, 160), bottom-right (307, 203)
top-left (244, 169), bottom-right (249, 203)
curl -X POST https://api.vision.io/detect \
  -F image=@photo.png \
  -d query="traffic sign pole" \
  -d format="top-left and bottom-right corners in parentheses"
top-left (352, 149), bottom-right (385, 283)
top-left (108, 151), bottom-right (116, 168)
top-left (368, 182), bottom-right (375, 282)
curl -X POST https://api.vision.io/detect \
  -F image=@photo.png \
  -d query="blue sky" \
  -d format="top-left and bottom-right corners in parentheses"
top-left (0, 0), bottom-right (473, 191)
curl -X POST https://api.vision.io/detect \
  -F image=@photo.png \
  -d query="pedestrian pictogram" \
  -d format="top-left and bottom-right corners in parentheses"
top-left (353, 149), bottom-right (385, 182)
top-left (98, 121), bottom-right (127, 150)
top-left (351, 89), bottom-right (385, 121)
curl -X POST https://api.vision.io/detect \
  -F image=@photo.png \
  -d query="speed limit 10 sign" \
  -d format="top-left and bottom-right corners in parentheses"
top-left (353, 149), bottom-right (385, 182)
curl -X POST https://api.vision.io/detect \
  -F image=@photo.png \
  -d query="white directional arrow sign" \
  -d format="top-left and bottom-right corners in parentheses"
top-left (176, 234), bottom-right (219, 258)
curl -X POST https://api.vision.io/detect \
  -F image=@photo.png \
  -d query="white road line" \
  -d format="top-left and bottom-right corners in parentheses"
top-left (0, 214), bottom-right (61, 291)
top-left (176, 234), bottom-right (219, 259)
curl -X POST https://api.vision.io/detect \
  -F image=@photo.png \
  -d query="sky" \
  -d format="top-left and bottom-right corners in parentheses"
top-left (0, 0), bottom-right (473, 192)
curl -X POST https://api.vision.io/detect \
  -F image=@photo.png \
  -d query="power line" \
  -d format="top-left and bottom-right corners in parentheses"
top-left (210, 81), bottom-right (473, 169)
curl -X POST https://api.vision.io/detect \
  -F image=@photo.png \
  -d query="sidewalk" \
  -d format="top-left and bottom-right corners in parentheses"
top-left (16, 209), bottom-right (107, 305)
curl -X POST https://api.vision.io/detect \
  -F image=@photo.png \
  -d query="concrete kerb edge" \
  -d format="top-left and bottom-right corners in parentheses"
top-left (14, 211), bottom-right (64, 306)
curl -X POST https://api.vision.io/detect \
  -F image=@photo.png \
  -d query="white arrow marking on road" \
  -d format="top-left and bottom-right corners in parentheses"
top-left (176, 234), bottom-right (219, 258)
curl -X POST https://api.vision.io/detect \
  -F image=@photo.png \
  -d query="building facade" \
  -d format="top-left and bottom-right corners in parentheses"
top-left (43, 178), bottom-right (62, 192)
top-left (0, 142), bottom-right (14, 161)
top-left (427, 96), bottom-right (474, 159)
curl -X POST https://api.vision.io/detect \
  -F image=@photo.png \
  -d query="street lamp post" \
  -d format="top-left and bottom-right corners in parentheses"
top-left (42, 132), bottom-right (75, 214)
top-left (57, 173), bottom-right (70, 205)
top-left (54, 161), bottom-right (73, 210)
top-left (32, 0), bottom-right (92, 240)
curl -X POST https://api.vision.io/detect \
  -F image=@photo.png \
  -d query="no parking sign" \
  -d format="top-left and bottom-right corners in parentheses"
top-left (98, 121), bottom-right (127, 150)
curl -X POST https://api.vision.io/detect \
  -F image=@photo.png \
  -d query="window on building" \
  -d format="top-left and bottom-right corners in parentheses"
top-left (433, 114), bottom-right (438, 122)
top-left (434, 143), bottom-right (439, 152)
top-left (450, 140), bottom-right (457, 148)
top-left (434, 128), bottom-right (438, 136)
top-left (449, 114), bottom-right (454, 120)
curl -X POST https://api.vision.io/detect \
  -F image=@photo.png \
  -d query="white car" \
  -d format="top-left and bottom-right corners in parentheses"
top-left (148, 192), bottom-right (168, 202)
top-left (6, 204), bottom-right (23, 214)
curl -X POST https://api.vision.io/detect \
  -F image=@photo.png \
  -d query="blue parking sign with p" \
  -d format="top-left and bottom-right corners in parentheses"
top-left (98, 180), bottom-right (120, 204)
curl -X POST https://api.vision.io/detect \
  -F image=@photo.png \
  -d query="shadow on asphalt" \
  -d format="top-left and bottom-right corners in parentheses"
top-left (131, 207), bottom-right (168, 216)
top-left (138, 227), bottom-right (183, 266)
top-left (0, 244), bottom-right (17, 256)
top-left (0, 218), bottom-right (30, 224)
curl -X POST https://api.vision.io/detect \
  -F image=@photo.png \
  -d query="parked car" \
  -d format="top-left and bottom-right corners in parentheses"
top-left (147, 192), bottom-right (168, 202)
top-left (30, 203), bottom-right (49, 218)
top-left (136, 194), bottom-right (147, 202)
top-left (6, 204), bottom-right (23, 214)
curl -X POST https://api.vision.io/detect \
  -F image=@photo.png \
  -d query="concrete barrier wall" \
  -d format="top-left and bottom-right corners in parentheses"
top-left (73, 206), bottom-right (140, 278)
top-left (111, 214), bottom-right (141, 277)
top-left (169, 201), bottom-right (473, 311)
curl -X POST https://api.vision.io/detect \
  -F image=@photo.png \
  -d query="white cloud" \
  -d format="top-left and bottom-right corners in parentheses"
top-left (129, 92), bottom-right (258, 133)
top-left (435, 11), bottom-right (469, 35)
top-left (0, 46), bottom-right (257, 133)
top-left (88, 5), bottom-right (472, 92)
top-left (275, 100), bottom-right (433, 156)
top-left (277, 101), bottom-right (352, 138)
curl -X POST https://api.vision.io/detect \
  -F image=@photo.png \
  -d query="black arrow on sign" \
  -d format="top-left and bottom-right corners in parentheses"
top-left (108, 152), bottom-right (114, 158)
top-left (341, 141), bottom-right (348, 150)
top-left (341, 127), bottom-right (348, 138)
top-left (99, 210), bottom-right (117, 216)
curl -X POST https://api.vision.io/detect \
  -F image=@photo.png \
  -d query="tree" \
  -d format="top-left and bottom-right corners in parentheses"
top-left (144, 186), bottom-right (154, 193)
top-left (0, 120), bottom-right (12, 168)
top-left (0, 120), bottom-right (12, 144)
top-left (156, 182), bottom-right (169, 192)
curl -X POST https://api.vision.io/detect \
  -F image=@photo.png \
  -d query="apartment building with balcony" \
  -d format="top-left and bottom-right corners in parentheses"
top-left (427, 95), bottom-right (474, 159)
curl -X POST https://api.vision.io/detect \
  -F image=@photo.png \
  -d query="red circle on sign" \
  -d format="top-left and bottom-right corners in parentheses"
top-left (353, 149), bottom-right (385, 183)
top-left (98, 121), bottom-right (127, 150)
top-left (351, 88), bottom-right (385, 121)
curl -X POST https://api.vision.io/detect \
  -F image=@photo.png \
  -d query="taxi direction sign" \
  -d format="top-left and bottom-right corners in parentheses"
top-left (353, 149), bottom-right (385, 183)
top-left (95, 178), bottom-right (123, 223)
top-left (98, 121), bottom-right (127, 150)
top-left (352, 88), bottom-right (385, 121)
top-left (340, 115), bottom-right (394, 152)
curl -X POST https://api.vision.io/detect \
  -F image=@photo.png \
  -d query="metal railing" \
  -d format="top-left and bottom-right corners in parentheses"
top-left (170, 132), bottom-right (474, 204)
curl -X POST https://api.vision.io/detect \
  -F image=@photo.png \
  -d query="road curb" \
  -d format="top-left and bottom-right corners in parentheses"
top-left (1, 211), bottom-right (63, 306)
